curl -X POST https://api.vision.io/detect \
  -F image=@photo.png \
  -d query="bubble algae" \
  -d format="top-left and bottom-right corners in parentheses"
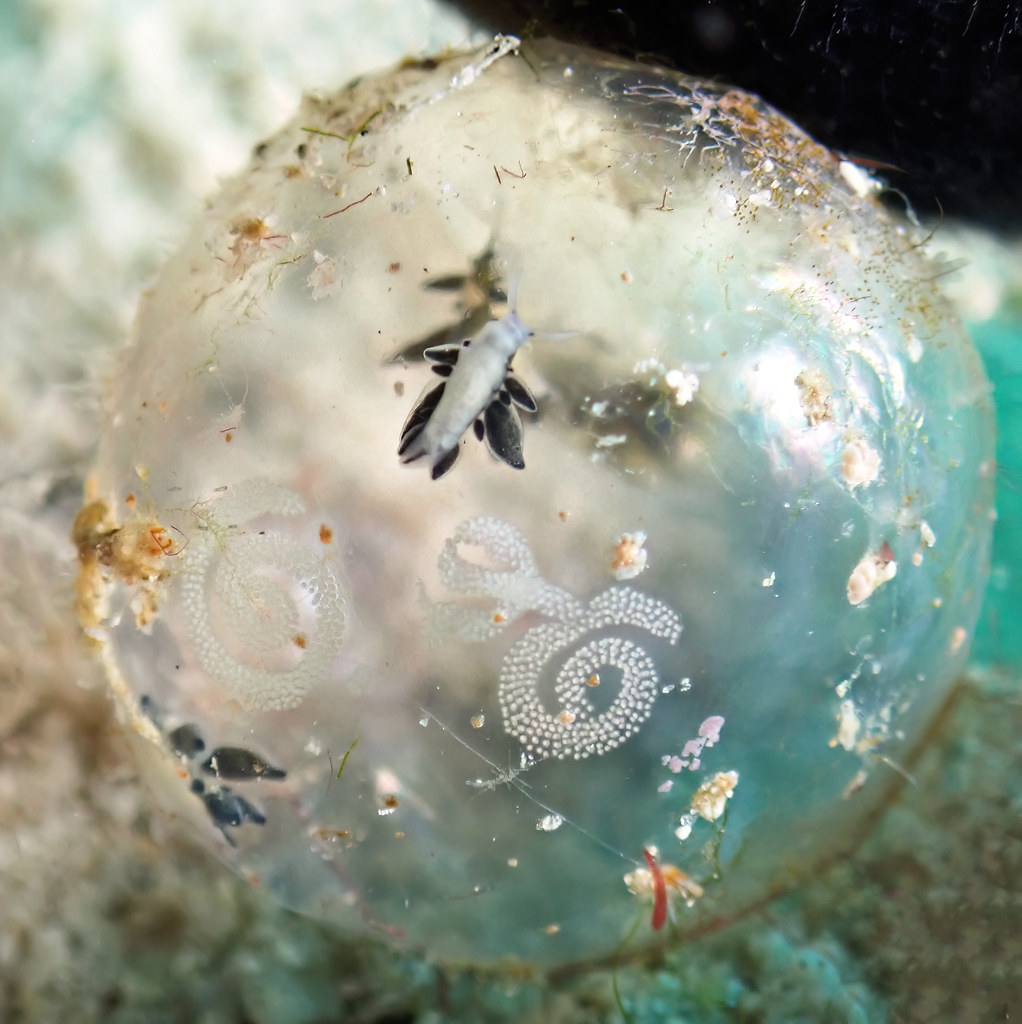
top-left (76, 37), bottom-right (995, 966)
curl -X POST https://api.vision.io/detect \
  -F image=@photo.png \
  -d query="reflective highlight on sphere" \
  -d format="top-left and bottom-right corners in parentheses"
top-left (76, 37), bottom-right (994, 965)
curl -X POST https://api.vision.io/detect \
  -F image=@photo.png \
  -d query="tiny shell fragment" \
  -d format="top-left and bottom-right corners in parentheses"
top-left (847, 545), bottom-right (898, 605)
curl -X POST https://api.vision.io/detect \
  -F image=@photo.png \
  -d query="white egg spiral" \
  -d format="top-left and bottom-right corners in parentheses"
top-left (180, 479), bottom-right (346, 711)
top-left (499, 585), bottom-right (682, 760)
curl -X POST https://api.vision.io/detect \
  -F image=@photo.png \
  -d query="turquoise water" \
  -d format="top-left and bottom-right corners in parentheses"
top-left (973, 315), bottom-right (1022, 667)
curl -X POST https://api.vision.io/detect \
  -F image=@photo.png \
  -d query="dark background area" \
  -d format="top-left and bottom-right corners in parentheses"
top-left (449, 0), bottom-right (1022, 229)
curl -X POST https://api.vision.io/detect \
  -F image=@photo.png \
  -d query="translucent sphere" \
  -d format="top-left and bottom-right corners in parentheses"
top-left (76, 36), bottom-right (994, 965)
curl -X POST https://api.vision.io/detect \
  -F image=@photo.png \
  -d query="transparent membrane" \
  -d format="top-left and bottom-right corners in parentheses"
top-left (75, 36), bottom-right (995, 966)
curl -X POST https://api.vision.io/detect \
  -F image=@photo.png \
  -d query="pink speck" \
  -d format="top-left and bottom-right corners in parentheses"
top-left (698, 715), bottom-right (725, 746)
top-left (689, 757), bottom-right (701, 770)
top-left (667, 755), bottom-right (684, 774)
top-left (681, 738), bottom-right (704, 759)
top-left (657, 780), bottom-right (674, 793)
